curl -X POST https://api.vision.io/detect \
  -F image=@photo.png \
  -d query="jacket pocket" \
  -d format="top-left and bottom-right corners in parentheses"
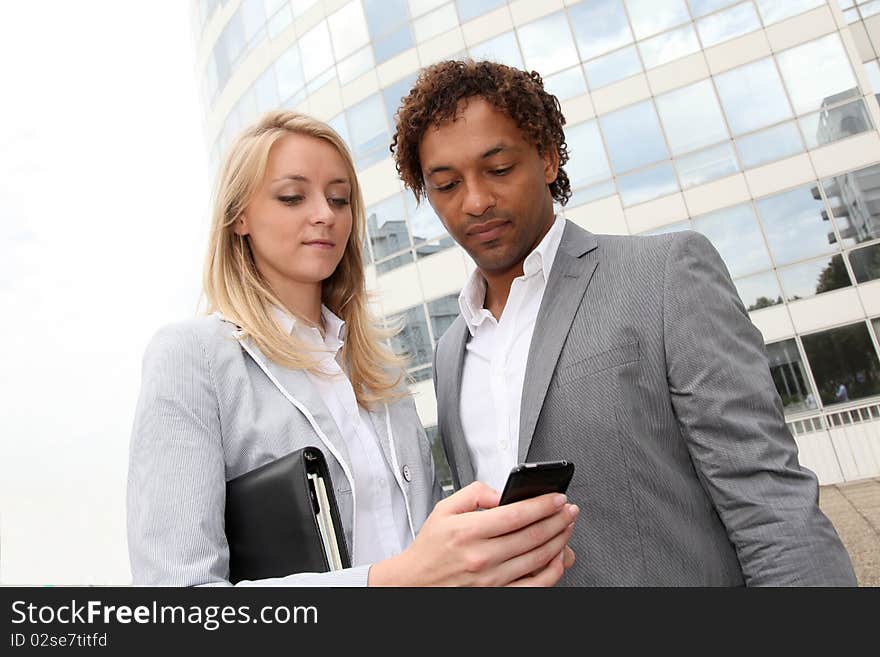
top-left (555, 340), bottom-right (640, 386)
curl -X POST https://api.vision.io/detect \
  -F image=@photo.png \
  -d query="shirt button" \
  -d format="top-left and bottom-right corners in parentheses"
top-left (402, 465), bottom-right (412, 482)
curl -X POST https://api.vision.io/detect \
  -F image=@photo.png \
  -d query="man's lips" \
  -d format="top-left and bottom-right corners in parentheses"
top-left (467, 219), bottom-right (510, 243)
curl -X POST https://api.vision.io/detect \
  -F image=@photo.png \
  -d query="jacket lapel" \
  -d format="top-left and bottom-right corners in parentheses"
top-left (236, 334), bottom-right (354, 474)
top-left (518, 222), bottom-right (599, 463)
top-left (436, 317), bottom-right (476, 488)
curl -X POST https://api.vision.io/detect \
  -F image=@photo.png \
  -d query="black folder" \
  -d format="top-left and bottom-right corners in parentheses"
top-left (225, 446), bottom-right (351, 583)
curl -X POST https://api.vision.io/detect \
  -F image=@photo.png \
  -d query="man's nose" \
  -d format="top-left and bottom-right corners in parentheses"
top-left (461, 178), bottom-right (495, 217)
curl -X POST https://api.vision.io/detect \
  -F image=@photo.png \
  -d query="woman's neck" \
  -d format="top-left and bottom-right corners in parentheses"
top-left (272, 278), bottom-right (323, 327)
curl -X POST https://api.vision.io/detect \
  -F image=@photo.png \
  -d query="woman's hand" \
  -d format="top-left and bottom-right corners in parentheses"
top-left (368, 481), bottom-right (578, 586)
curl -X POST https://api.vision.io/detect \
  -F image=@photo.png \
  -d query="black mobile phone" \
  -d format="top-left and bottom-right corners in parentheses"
top-left (498, 460), bottom-right (575, 506)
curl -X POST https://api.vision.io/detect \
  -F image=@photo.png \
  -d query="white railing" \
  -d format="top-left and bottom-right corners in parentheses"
top-left (787, 400), bottom-right (880, 485)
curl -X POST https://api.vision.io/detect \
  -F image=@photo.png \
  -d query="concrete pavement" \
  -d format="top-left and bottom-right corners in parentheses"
top-left (819, 478), bottom-right (880, 587)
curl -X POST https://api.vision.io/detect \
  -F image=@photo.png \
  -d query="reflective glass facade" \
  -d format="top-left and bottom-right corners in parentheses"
top-left (194, 0), bottom-right (880, 483)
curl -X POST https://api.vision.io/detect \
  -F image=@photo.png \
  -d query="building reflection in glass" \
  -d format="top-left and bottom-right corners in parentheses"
top-left (766, 338), bottom-right (818, 413)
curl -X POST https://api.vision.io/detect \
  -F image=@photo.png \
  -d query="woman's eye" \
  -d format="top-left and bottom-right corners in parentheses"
top-left (435, 181), bottom-right (458, 193)
top-left (329, 197), bottom-right (350, 207)
top-left (278, 195), bottom-right (303, 205)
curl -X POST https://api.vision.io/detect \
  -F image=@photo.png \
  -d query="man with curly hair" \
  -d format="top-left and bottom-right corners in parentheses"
top-left (391, 59), bottom-right (855, 586)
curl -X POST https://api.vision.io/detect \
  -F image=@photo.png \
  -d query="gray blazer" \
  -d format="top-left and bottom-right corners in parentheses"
top-left (435, 221), bottom-right (856, 586)
top-left (127, 313), bottom-right (440, 586)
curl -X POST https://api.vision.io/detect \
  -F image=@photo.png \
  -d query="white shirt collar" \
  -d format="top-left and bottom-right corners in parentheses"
top-left (459, 213), bottom-right (567, 336)
top-left (270, 304), bottom-right (346, 353)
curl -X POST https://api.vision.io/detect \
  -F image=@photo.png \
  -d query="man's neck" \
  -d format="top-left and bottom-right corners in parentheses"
top-left (480, 213), bottom-right (558, 321)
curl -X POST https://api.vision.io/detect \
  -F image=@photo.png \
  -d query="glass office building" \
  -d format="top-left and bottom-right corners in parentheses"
top-left (192, 0), bottom-right (880, 485)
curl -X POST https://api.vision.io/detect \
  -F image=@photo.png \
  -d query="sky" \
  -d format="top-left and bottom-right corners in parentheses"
top-left (0, 2), bottom-right (211, 583)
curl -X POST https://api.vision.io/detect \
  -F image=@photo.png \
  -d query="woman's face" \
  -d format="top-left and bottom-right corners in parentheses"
top-left (236, 133), bottom-right (353, 294)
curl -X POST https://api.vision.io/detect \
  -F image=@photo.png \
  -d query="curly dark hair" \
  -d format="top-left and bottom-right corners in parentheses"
top-left (390, 59), bottom-right (571, 206)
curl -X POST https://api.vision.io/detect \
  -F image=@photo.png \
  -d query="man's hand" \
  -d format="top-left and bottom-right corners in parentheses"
top-left (368, 481), bottom-right (579, 586)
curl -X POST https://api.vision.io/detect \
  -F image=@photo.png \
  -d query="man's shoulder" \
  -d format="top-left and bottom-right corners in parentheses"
top-left (434, 314), bottom-right (467, 359)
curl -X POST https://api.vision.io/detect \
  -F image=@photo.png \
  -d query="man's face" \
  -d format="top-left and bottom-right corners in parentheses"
top-left (417, 97), bottom-right (559, 277)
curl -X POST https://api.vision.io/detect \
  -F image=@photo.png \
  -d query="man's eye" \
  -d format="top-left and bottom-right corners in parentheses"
top-left (278, 195), bottom-right (303, 205)
top-left (492, 166), bottom-right (512, 176)
top-left (435, 181), bottom-right (458, 192)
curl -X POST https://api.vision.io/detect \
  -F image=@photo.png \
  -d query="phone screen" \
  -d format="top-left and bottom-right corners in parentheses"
top-left (498, 460), bottom-right (575, 506)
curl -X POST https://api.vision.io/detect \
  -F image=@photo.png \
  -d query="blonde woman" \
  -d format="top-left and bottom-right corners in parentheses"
top-left (127, 111), bottom-right (577, 586)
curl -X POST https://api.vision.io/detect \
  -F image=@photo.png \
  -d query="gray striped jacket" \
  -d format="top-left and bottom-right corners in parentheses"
top-left (127, 313), bottom-right (440, 586)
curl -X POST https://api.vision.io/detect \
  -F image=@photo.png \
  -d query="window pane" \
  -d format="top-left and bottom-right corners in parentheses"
top-left (675, 142), bottom-right (739, 188)
top-left (754, 0), bottom-right (826, 25)
top-left (692, 203), bottom-right (772, 277)
top-left (408, 0), bottom-right (446, 18)
top-left (405, 193), bottom-right (450, 246)
top-left (391, 305), bottom-right (433, 368)
top-left (413, 3), bottom-right (458, 42)
top-left (373, 23), bottom-right (414, 64)
top-left (639, 24), bottom-right (701, 69)
top-left (347, 94), bottom-right (389, 168)
top-left (337, 45), bottom-right (375, 84)
top-left (735, 121), bottom-right (804, 169)
top-left (364, 0), bottom-right (407, 40)
top-left (715, 58), bottom-right (793, 135)
top-left (367, 194), bottom-right (411, 260)
top-left (600, 100), bottom-right (670, 173)
top-left (777, 254), bottom-right (852, 301)
top-left (799, 99), bottom-right (873, 149)
top-left (275, 43), bottom-right (305, 101)
top-left (327, 112), bottom-right (350, 147)
top-left (241, 0), bottom-right (267, 44)
top-left (688, 0), bottom-right (741, 18)
top-left (328, 0), bottom-right (370, 60)
top-left (643, 220), bottom-right (691, 235)
top-left (268, 4), bottom-right (293, 38)
top-left (567, 179), bottom-right (618, 207)
top-left (427, 293), bottom-right (460, 343)
top-left (617, 162), bottom-right (679, 206)
top-left (517, 12), bottom-right (580, 75)
top-left (766, 339), bottom-right (819, 412)
top-left (625, 0), bottom-right (690, 40)
top-left (735, 270), bottom-right (784, 311)
top-left (469, 31), bottom-right (524, 69)
top-left (566, 120), bottom-right (613, 188)
top-left (696, 1), bottom-right (761, 48)
top-left (802, 322), bottom-right (880, 405)
top-left (777, 34), bottom-right (859, 116)
top-left (376, 252), bottom-right (415, 274)
top-left (382, 73), bottom-right (418, 130)
top-left (544, 66), bottom-right (587, 101)
top-left (299, 21), bottom-right (334, 81)
top-left (456, 0), bottom-right (506, 22)
top-left (656, 79), bottom-right (729, 156)
top-left (849, 243), bottom-right (880, 283)
top-left (823, 163), bottom-right (880, 245)
top-left (756, 185), bottom-right (838, 265)
top-left (254, 65), bottom-right (279, 113)
top-left (568, 0), bottom-right (634, 61)
top-left (584, 46), bottom-right (642, 89)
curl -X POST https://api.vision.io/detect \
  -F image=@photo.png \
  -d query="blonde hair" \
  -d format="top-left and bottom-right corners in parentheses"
top-left (204, 110), bottom-right (406, 408)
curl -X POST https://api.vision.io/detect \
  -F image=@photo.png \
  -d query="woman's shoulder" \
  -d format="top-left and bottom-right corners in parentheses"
top-left (143, 314), bottom-right (242, 369)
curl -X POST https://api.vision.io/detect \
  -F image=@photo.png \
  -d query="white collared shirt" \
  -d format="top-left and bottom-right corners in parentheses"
top-left (458, 214), bottom-right (566, 493)
top-left (272, 305), bottom-right (411, 566)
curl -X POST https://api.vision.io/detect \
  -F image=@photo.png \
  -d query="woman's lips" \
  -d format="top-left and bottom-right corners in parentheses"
top-left (303, 240), bottom-right (335, 249)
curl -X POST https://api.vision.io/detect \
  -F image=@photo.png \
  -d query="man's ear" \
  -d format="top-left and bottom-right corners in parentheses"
top-left (232, 213), bottom-right (249, 236)
top-left (543, 147), bottom-right (560, 185)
